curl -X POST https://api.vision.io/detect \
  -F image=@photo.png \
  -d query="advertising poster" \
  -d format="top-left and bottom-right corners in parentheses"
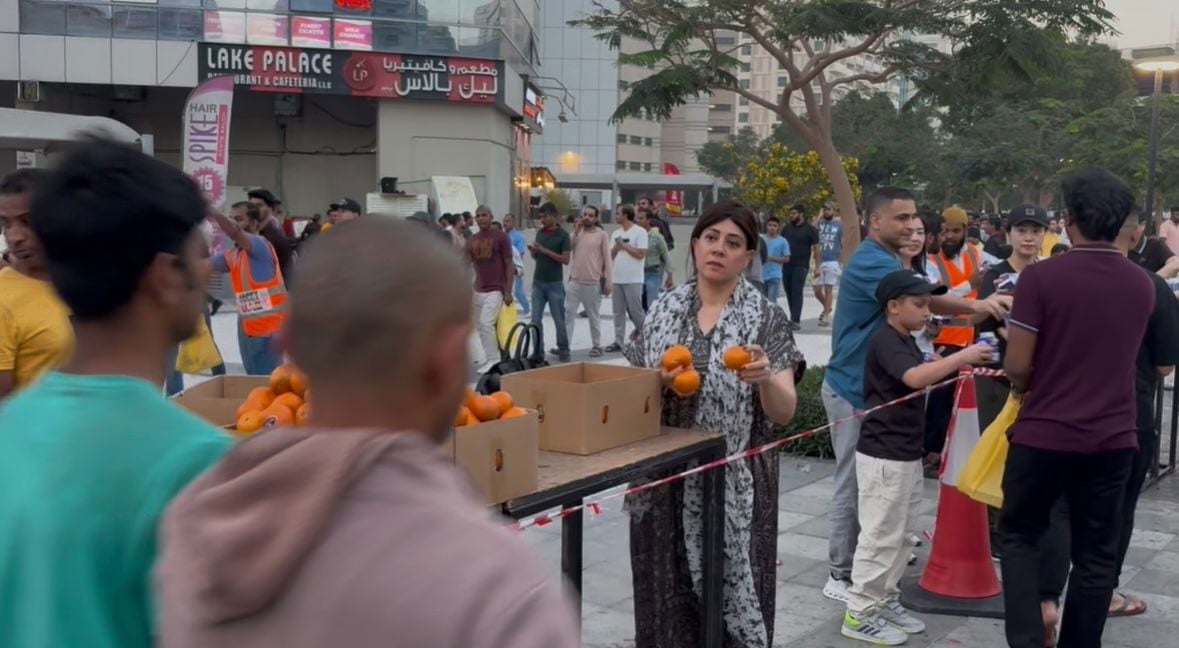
top-left (182, 76), bottom-right (234, 214)
top-left (290, 16), bottom-right (331, 48)
top-left (333, 18), bottom-right (372, 51)
top-left (203, 10), bottom-right (246, 44)
top-left (246, 13), bottom-right (289, 46)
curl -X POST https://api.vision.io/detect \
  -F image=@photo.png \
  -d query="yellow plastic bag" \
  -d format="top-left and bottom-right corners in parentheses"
top-left (956, 394), bottom-right (1019, 508)
top-left (176, 316), bottom-right (223, 374)
top-left (495, 303), bottom-right (518, 352)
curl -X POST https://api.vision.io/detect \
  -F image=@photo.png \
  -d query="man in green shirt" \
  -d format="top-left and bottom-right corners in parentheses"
top-left (0, 139), bottom-right (231, 648)
top-left (637, 207), bottom-right (673, 309)
top-left (529, 202), bottom-right (572, 361)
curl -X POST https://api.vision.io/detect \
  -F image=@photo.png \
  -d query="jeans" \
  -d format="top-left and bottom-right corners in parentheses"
top-left (782, 265), bottom-right (808, 324)
top-left (513, 274), bottom-right (531, 313)
top-left (997, 444), bottom-right (1134, 648)
top-left (822, 381), bottom-right (862, 581)
top-left (764, 278), bottom-right (782, 303)
top-left (566, 282), bottom-right (603, 348)
top-left (643, 268), bottom-right (663, 311)
top-left (532, 280), bottom-right (569, 358)
top-left (612, 283), bottom-right (645, 345)
top-left (237, 323), bottom-right (282, 376)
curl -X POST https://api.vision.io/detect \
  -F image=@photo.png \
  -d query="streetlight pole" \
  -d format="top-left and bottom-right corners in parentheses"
top-left (1144, 68), bottom-right (1163, 235)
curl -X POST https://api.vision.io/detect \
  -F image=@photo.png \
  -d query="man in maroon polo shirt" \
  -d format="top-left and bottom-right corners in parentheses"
top-left (997, 168), bottom-right (1155, 648)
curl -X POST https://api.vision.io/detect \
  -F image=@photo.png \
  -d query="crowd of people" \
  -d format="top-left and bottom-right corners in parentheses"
top-left (1, 136), bottom-right (1178, 648)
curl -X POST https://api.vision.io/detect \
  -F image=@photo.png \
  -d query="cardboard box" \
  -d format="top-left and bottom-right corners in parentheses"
top-left (175, 375), bottom-right (270, 400)
top-left (502, 363), bottom-right (662, 455)
top-left (443, 412), bottom-right (540, 505)
top-left (175, 397), bottom-right (243, 429)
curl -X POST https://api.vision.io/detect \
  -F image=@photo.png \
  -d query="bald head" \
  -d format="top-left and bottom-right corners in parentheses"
top-left (289, 218), bottom-right (472, 436)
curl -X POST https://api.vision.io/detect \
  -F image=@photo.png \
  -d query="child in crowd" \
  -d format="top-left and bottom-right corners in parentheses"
top-left (842, 270), bottom-right (994, 646)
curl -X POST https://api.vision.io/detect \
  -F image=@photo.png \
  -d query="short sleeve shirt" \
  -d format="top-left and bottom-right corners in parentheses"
top-left (818, 219), bottom-right (843, 262)
top-left (0, 268), bottom-right (73, 389)
top-left (858, 325), bottom-right (926, 461)
top-left (1136, 271), bottom-right (1179, 432)
top-left (532, 226), bottom-right (571, 283)
top-left (761, 235), bottom-right (790, 281)
top-left (610, 225), bottom-right (649, 284)
top-left (467, 229), bottom-right (513, 293)
top-left (212, 234), bottom-right (277, 283)
top-left (826, 239), bottom-right (904, 408)
top-left (1007, 244), bottom-right (1155, 452)
top-left (782, 221), bottom-right (820, 267)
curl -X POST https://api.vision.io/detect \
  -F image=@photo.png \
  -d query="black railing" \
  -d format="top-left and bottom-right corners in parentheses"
top-left (1147, 382), bottom-right (1178, 487)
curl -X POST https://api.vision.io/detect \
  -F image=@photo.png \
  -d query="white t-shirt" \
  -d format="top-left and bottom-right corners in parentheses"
top-left (610, 224), bottom-right (649, 284)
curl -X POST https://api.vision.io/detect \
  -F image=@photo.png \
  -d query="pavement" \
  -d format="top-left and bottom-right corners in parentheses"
top-left (197, 221), bottom-right (1179, 647)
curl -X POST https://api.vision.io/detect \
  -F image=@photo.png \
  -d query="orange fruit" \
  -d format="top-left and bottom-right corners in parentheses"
top-left (269, 365), bottom-right (293, 394)
top-left (661, 345), bottom-right (693, 371)
top-left (490, 391), bottom-right (513, 413)
top-left (723, 346), bottom-right (752, 371)
top-left (262, 403), bottom-right (295, 428)
top-left (464, 386), bottom-right (479, 410)
top-left (247, 386), bottom-right (276, 407)
top-left (455, 406), bottom-right (474, 427)
top-left (288, 370), bottom-right (308, 397)
top-left (672, 369), bottom-right (701, 397)
top-left (236, 411), bottom-right (265, 434)
top-left (470, 395), bottom-right (502, 422)
top-left (237, 397), bottom-right (267, 419)
top-left (302, 387), bottom-right (312, 403)
top-left (295, 402), bottom-right (311, 426)
top-left (273, 392), bottom-right (304, 412)
top-left (500, 406), bottom-right (529, 419)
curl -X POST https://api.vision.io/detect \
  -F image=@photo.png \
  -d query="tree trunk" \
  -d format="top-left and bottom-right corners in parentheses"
top-left (812, 136), bottom-right (861, 263)
top-left (1038, 187), bottom-right (1055, 210)
top-left (984, 190), bottom-right (1001, 216)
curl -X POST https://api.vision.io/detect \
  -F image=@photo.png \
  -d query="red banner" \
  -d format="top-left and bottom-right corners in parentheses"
top-left (663, 163), bottom-right (683, 216)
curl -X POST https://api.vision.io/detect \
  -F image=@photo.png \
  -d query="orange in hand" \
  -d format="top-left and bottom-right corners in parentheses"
top-left (270, 365), bottom-right (293, 394)
top-left (723, 346), bottom-right (752, 371)
top-left (236, 411), bottom-right (265, 434)
top-left (500, 406), bottom-right (529, 419)
top-left (470, 395), bottom-right (502, 422)
top-left (295, 403), bottom-right (311, 426)
top-left (661, 345), bottom-right (693, 371)
top-left (672, 369), bottom-right (701, 397)
top-left (490, 391), bottom-right (513, 413)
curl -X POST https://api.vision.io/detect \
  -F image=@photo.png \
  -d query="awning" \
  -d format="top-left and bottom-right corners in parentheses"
top-left (0, 108), bottom-right (143, 150)
top-left (554, 172), bottom-right (728, 191)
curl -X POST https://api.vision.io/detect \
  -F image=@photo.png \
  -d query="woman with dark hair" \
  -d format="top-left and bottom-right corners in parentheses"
top-left (623, 200), bottom-right (806, 647)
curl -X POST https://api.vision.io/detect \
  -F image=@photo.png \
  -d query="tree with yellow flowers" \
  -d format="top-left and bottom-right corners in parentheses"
top-left (735, 144), bottom-right (862, 223)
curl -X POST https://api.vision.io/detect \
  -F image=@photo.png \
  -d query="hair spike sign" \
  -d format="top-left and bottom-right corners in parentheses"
top-left (182, 76), bottom-right (235, 215)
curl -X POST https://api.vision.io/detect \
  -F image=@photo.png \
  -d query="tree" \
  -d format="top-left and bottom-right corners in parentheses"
top-left (544, 189), bottom-right (577, 219)
top-left (736, 143), bottom-right (862, 218)
top-left (572, 0), bottom-right (1114, 257)
top-left (696, 126), bottom-right (761, 183)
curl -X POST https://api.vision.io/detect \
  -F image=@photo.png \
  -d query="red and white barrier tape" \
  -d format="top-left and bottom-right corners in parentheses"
top-left (511, 367), bottom-right (1006, 532)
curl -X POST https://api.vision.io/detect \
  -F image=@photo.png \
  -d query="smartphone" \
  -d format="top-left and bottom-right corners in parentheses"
top-left (995, 273), bottom-right (1018, 293)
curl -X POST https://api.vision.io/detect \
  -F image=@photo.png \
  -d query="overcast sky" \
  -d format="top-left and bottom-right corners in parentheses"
top-left (1104, 0), bottom-right (1177, 49)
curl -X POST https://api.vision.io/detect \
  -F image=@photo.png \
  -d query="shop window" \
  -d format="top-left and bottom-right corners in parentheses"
top-left (159, 8), bottom-right (203, 40)
top-left (113, 6), bottom-right (158, 39)
top-left (248, 0), bottom-right (288, 10)
top-left (67, 3), bottom-right (113, 36)
top-left (20, 0), bottom-right (66, 35)
top-left (417, 24), bottom-right (459, 55)
top-left (372, 20), bottom-right (414, 51)
top-left (372, 0), bottom-right (415, 20)
top-left (291, 0), bottom-right (333, 10)
top-left (202, 0), bottom-right (244, 8)
top-left (628, 161), bottom-right (641, 171)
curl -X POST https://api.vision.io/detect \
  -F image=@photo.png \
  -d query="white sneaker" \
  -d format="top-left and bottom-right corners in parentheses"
top-left (842, 609), bottom-right (908, 645)
top-left (880, 598), bottom-right (926, 634)
top-left (823, 574), bottom-right (852, 602)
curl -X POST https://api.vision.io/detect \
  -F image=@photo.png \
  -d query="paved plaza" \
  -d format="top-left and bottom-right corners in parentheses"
top-left (200, 222), bottom-right (1179, 647)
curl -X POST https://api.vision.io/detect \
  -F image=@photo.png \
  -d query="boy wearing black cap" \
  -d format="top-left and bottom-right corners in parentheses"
top-left (842, 270), bottom-right (993, 646)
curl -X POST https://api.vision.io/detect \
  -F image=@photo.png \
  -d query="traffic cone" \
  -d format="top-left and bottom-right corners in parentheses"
top-left (900, 368), bottom-right (1004, 617)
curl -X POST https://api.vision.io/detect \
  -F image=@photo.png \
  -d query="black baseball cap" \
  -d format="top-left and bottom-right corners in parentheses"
top-left (332, 198), bottom-right (362, 214)
top-left (247, 188), bottom-right (281, 208)
top-left (1008, 203), bottom-right (1049, 228)
top-left (875, 270), bottom-right (948, 307)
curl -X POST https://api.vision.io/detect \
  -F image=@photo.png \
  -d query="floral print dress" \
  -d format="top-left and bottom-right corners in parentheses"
top-left (624, 278), bottom-right (805, 648)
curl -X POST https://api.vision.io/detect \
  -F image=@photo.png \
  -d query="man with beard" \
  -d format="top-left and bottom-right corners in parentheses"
top-left (822, 188), bottom-right (1011, 603)
top-left (247, 189), bottom-right (296, 281)
top-left (814, 201), bottom-right (842, 326)
top-left (923, 206), bottom-right (1001, 471)
top-left (466, 205), bottom-right (514, 365)
top-left (782, 204), bottom-right (820, 330)
top-left (637, 195), bottom-right (674, 249)
top-left (981, 216), bottom-right (1009, 258)
top-left (565, 205), bottom-right (612, 357)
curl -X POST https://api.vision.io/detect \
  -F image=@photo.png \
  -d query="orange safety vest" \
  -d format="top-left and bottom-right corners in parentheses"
top-left (931, 246), bottom-right (980, 348)
top-left (226, 240), bottom-right (288, 337)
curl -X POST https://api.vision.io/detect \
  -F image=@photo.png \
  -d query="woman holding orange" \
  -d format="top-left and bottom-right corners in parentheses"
top-left (623, 200), bottom-right (806, 648)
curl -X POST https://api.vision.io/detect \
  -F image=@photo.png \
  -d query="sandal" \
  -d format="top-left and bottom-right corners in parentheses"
top-left (1108, 591), bottom-right (1148, 617)
top-left (818, 313), bottom-right (830, 327)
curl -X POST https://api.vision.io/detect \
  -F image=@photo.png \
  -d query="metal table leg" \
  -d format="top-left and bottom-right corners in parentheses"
top-left (561, 499), bottom-right (584, 624)
top-left (700, 446), bottom-right (726, 647)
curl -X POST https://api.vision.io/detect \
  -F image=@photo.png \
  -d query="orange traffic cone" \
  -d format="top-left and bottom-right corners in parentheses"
top-left (900, 368), bottom-right (1004, 617)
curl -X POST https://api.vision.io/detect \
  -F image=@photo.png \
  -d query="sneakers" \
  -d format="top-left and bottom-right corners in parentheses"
top-left (842, 609), bottom-right (908, 645)
top-left (880, 598), bottom-right (926, 634)
top-left (822, 574), bottom-right (852, 602)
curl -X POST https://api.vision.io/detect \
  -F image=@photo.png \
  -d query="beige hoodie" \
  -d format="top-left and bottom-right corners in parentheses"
top-left (156, 428), bottom-right (580, 648)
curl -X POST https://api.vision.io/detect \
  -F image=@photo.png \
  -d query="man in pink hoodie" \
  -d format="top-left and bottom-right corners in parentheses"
top-left (156, 218), bottom-right (580, 648)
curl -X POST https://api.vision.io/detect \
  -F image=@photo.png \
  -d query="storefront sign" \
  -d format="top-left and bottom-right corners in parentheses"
top-left (182, 76), bottom-right (235, 213)
top-left (203, 10), bottom-right (246, 44)
top-left (290, 17), bottom-right (331, 48)
top-left (332, 18), bottom-right (372, 51)
top-left (334, 0), bottom-right (372, 10)
top-left (199, 44), bottom-right (503, 104)
top-left (522, 85), bottom-right (544, 133)
top-left (246, 13), bottom-right (289, 46)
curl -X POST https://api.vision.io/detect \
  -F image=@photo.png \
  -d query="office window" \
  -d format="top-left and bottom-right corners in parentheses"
top-left (628, 161), bottom-right (642, 171)
top-left (114, 6), bottom-right (158, 39)
top-left (710, 103), bottom-right (732, 112)
top-left (741, 45), bottom-right (751, 55)
top-left (777, 76), bottom-right (787, 88)
top-left (710, 126), bottom-right (732, 135)
top-left (644, 137), bottom-right (653, 146)
top-left (616, 160), bottom-right (627, 171)
top-left (67, 4), bottom-right (113, 36)
top-left (159, 8), bottom-right (202, 39)
top-left (644, 163), bottom-right (653, 172)
top-left (739, 79), bottom-right (750, 90)
top-left (629, 135), bottom-right (642, 145)
top-left (716, 36), bottom-right (734, 46)
top-left (20, 1), bottom-right (66, 34)
top-left (738, 113), bottom-right (749, 123)
top-left (617, 133), bottom-right (627, 144)
top-left (739, 97), bottom-right (749, 106)
top-left (740, 62), bottom-right (750, 73)
top-left (619, 79), bottom-right (630, 90)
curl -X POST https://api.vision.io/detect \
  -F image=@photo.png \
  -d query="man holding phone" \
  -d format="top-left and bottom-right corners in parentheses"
top-left (606, 204), bottom-right (648, 352)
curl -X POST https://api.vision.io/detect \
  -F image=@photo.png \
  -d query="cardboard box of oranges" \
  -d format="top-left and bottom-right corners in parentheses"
top-left (173, 366), bottom-right (310, 435)
top-left (445, 388), bottom-right (539, 506)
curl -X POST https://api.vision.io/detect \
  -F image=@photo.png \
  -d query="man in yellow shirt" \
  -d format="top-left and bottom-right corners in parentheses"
top-left (0, 170), bottom-right (73, 399)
